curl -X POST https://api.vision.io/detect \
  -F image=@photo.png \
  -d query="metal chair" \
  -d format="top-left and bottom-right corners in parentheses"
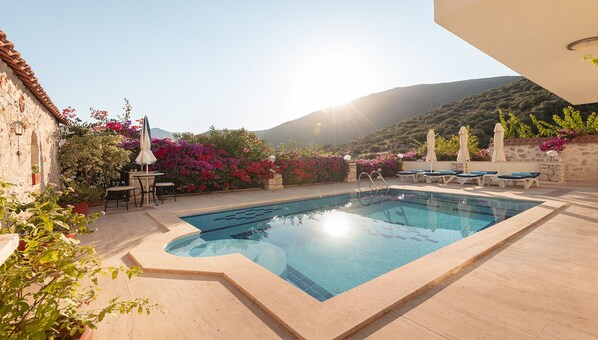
top-left (152, 171), bottom-right (176, 204)
top-left (103, 179), bottom-right (137, 211)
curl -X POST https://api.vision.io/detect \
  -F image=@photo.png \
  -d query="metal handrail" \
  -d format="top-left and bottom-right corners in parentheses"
top-left (370, 171), bottom-right (389, 190)
top-left (358, 171), bottom-right (393, 206)
top-left (358, 172), bottom-right (378, 193)
top-left (358, 172), bottom-right (378, 206)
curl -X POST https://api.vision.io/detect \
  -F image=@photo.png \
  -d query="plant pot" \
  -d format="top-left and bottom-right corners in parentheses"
top-left (79, 325), bottom-right (93, 340)
top-left (88, 200), bottom-right (103, 207)
top-left (18, 239), bottom-right (27, 251)
top-left (72, 202), bottom-right (89, 216)
top-left (31, 173), bottom-right (41, 185)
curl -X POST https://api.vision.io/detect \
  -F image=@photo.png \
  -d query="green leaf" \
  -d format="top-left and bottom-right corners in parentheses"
top-left (39, 250), bottom-right (60, 264)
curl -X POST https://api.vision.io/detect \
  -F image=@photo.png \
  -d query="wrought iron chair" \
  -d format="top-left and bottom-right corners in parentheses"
top-left (103, 179), bottom-right (137, 211)
top-left (152, 167), bottom-right (177, 204)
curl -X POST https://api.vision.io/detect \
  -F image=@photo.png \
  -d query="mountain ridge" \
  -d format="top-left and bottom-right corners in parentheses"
top-left (255, 76), bottom-right (522, 146)
top-left (331, 78), bottom-right (598, 157)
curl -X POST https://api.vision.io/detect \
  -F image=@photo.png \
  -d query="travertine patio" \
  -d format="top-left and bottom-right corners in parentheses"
top-left (81, 179), bottom-right (598, 339)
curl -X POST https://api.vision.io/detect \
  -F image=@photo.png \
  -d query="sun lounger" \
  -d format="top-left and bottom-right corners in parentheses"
top-left (424, 170), bottom-right (462, 184)
top-left (456, 173), bottom-right (484, 185)
top-left (465, 171), bottom-right (498, 185)
top-left (497, 172), bottom-right (541, 189)
top-left (396, 169), bottom-right (427, 182)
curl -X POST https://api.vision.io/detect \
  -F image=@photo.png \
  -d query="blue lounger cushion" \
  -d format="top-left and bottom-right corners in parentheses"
top-left (398, 170), bottom-right (428, 175)
top-left (502, 172), bottom-right (541, 178)
top-left (471, 171), bottom-right (498, 175)
top-left (512, 172), bottom-right (532, 177)
top-left (498, 175), bottom-right (527, 179)
top-left (498, 172), bottom-right (541, 179)
top-left (456, 173), bottom-right (484, 178)
top-left (426, 172), bottom-right (454, 176)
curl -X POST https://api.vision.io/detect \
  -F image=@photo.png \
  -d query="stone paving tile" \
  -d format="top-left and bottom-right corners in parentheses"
top-left (81, 180), bottom-right (598, 339)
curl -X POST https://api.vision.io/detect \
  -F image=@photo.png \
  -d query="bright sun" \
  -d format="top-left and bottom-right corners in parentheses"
top-left (290, 51), bottom-right (378, 113)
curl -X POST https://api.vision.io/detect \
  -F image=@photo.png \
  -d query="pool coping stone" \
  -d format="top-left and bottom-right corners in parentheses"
top-left (127, 186), bottom-right (568, 340)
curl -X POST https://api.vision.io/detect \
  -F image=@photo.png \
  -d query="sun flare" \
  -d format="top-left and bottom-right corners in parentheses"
top-left (322, 212), bottom-right (351, 238)
top-left (290, 50), bottom-right (378, 113)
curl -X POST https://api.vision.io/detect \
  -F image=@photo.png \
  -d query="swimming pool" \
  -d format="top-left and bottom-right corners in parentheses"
top-left (166, 190), bottom-right (539, 301)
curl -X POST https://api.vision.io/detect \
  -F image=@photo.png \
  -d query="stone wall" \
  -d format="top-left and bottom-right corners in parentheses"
top-left (0, 60), bottom-right (61, 199)
top-left (561, 138), bottom-right (598, 182)
top-left (502, 136), bottom-right (598, 182)
top-left (497, 138), bottom-right (550, 162)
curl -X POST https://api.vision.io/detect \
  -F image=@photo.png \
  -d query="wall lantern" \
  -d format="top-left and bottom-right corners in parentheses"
top-left (10, 121), bottom-right (25, 136)
top-left (546, 150), bottom-right (558, 162)
top-left (268, 155), bottom-right (276, 162)
top-left (397, 153), bottom-right (404, 159)
top-left (343, 155), bottom-right (351, 161)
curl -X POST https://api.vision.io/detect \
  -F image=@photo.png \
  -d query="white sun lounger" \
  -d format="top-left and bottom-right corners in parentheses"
top-left (396, 170), bottom-right (427, 182)
top-left (498, 172), bottom-right (541, 189)
top-left (424, 171), bottom-right (458, 185)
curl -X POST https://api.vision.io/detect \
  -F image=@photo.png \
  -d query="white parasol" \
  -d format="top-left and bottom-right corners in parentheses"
top-left (492, 122), bottom-right (506, 174)
top-left (426, 129), bottom-right (437, 171)
top-left (135, 115), bottom-right (157, 172)
top-left (457, 126), bottom-right (470, 162)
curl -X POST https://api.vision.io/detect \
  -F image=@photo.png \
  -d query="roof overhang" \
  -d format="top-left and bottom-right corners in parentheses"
top-left (0, 30), bottom-right (65, 124)
top-left (434, 0), bottom-right (598, 105)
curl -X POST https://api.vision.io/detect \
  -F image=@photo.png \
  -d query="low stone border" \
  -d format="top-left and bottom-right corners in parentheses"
top-left (128, 187), bottom-right (568, 339)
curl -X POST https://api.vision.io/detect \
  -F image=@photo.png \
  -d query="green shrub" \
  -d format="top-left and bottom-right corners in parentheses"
top-left (0, 181), bottom-right (156, 338)
top-left (59, 134), bottom-right (131, 189)
top-left (179, 126), bottom-right (272, 161)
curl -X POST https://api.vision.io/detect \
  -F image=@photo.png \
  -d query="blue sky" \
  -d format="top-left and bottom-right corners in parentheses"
top-left (1, 1), bottom-right (517, 133)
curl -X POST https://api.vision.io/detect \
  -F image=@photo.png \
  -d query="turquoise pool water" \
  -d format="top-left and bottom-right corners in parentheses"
top-left (166, 190), bottom-right (539, 301)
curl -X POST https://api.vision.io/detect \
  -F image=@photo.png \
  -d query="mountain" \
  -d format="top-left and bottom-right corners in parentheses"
top-left (331, 78), bottom-right (598, 156)
top-left (151, 128), bottom-right (174, 139)
top-left (256, 76), bottom-right (521, 146)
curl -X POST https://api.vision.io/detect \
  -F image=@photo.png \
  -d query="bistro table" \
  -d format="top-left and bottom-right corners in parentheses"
top-left (131, 172), bottom-right (164, 207)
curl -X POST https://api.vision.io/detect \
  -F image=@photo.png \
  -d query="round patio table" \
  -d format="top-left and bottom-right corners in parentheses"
top-left (131, 172), bottom-right (164, 207)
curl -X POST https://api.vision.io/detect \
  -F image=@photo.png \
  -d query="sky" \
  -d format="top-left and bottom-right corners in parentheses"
top-left (1, 1), bottom-right (517, 133)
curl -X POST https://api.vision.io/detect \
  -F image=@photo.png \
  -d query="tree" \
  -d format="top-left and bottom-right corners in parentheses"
top-left (531, 106), bottom-right (598, 136)
top-left (499, 110), bottom-right (535, 138)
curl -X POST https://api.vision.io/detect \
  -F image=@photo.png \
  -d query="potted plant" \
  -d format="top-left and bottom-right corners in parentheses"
top-left (12, 184), bottom-right (97, 247)
top-left (31, 164), bottom-right (41, 185)
top-left (0, 181), bottom-right (156, 339)
top-left (58, 180), bottom-right (95, 216)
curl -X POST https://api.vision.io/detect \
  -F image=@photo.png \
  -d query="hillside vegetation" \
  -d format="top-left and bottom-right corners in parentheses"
top-left (256, 76), bottom-right (521, 146)
top-left (331, 79), bottom-right (598, 156)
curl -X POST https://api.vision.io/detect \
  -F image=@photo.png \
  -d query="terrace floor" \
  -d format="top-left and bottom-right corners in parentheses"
top-left (80, 179), bottom-right (598, 339)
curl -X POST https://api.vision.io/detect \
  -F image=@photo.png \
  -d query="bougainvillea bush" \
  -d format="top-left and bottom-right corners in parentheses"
top-left (400, 152), bottom-right (418, 161)
top-left (356, 154), bottom-right (403, 177)
top-left (470, 148), bottom-right (491, 161)
top-left (276, 156), bottom-right (349, 185)
top-left (177, 127), bottom-right (272, 161)
top-left (122, 138), bottom-right (275, 193)
top-left (538, 129), bottom-right (580, 152)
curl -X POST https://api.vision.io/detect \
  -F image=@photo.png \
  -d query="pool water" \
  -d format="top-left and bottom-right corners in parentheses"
top-left (166, 190), bottom-right (539, 301)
